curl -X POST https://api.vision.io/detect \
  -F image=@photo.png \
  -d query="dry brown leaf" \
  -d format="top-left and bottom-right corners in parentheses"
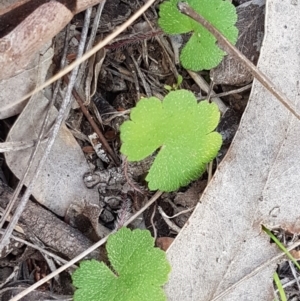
top-left (165, 1), bottom-right (300, 300)
top-left (0, 43), bottom-right (53, 119)
top-left (156, 237), bottom-right (174, 251)
top-left (0, 0), bottom-right (105, 81)
top-left (212, 0), bottom-right (265, 85)
top-left (5, 92), bottom-right (99, 217)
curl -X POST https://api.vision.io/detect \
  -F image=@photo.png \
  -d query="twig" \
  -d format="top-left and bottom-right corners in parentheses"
top-left (106, 67), bottom-right (134, 83)
top-left (10, 190), bottom-right (163, 301)
top-left (178, 2), bottom-right (300, 121)
top-left (207, 161), bottom-right (213, 183)
top-left (0, 8), bottom-right (92, 253)
top-left (288, 261), bottom-right (300, 292)
top-left (164, 206), bottom-right (195, 219)
top-left (52, 22), bottom-right (72, 105)
top-left (0, 230), bottom-right (72, 267)
top-left (0, 266), bottom-right (19, 290)
top-left (150, 203), bottom-right (157, 241)
top-left (198, 83), bottom-right (253, 101)
top-left (105, 30), bottom-right (163, 50)
top-left (143, 12), bottom-right (179, 80)
top-left (206, 79), bottom-right (215, 102)
top-left (123, 158), bottom-right (144, 194)
top-left (127, 52), bottom-right (141, 100)
top-left (187, 70), bottom-right (228, 114)
top-left (130, 54), bottom-right (152, 97)
top-left (76, 1), bottom-right (106, 92)
top-left (15, 0), bottom-right (157, 104)
top-left (155, 35), bottom-right (179, 79)
top-left (158, 206), bottom-right (181, 233)
top-left (276, 272), bottom-right (300, 291)
top-left (63, 76), bottom-right (119, 165)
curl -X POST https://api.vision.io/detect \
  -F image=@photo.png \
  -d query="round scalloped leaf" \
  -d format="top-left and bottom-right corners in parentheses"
top-left (158, 0), bottom-right (197, 34)
top-left (120, 90), bottom-right (222, 192)
top-left (72, 228), bottom-right (171, 301)
top-left (120, 97), bottom-right (164, 161)
top-left (158, 0), bottom-right (238, 71)
top-left (180, 28), bottom-right (225, 71)
top-left (106, 228), bottom-right (170, 289)
top-left (72, 260), bottom-right (117, 301)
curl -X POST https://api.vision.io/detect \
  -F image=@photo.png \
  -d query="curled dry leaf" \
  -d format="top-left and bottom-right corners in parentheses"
top-left (165, 1), bottom-right (300, 300)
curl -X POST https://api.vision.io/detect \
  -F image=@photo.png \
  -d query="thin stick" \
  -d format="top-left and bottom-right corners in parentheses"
top-left (187, 70), bottom-right (228, 114)
top-left (64, 76), bottom-right (119, 165)
top-left (150, 203), bottom-right (157, 240)
top-left (0, 230), bottom-right (71, 267)
top-left (76, 1), bottom-right (106, 87)
top-left (123, 158), bottom-right (144, 194)
top-left (177, 2), bottom-right (300, 121)
top-left (164, 206), bottom-right (195, 219)
top-left (198, 83), bottom-right (253, 100)
top-left (130, 54), bottom-right (152, 97)
top-left (158, 206), bottom-right (181, 233)
top-left (10, 190), bottom-right (163, 301)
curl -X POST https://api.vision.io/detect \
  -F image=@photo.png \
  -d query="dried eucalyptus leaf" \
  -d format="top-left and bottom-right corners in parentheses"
top-left (0, 44), bottom-right (53, 119)
top-left (166, 1), bottom-right (300, 299)
top-left (5, 92), bottom-right (99, 216)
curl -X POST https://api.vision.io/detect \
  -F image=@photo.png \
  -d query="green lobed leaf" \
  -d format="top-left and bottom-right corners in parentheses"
top-left (158, 0), bottom-right (195, 34)
top-left (158, 0), bottom-right (238, 71)
top-left (120, 97), bottom-right (164, 161)
top-left (120, 90), bottom-right (222, 192)
top-left (72, 228), bottom-right (171, 301)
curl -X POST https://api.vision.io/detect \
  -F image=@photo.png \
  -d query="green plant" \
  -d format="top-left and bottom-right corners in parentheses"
top-left (263, 225), bottom-right (300, 270)
top-left (120, 89), bottom-right (222, 191)
top-left (263, 226), bottom-right (299, 301)
top-left (158, 0), bottom-right (238, 71)
top-left (72, 228), bottom-right (171, 301)
top-left (273, 272), bottom-right (287, 301)
top-left (164, 74), bottom-right (183, 91)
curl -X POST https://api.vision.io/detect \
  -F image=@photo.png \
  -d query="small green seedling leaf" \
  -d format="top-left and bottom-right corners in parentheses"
top-left (164, 74), bottom-right (183, 91)
top-left (176, 74), bottom-right (183, 87)
top-left (158, 0), bottom-right (238, 71)
top-left (72, 228), bottom-right (171, 301)
top-left (164, 84), bottom-right (172, 91)
top-left (120, 90), bottom-right (222, 191)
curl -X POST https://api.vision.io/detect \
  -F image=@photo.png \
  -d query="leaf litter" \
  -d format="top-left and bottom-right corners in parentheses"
top-left (5, 92), bottom-right (99, 217)
top-left (165, 0), bottom-right (300, 300)
top-left (1, 0), bottom-right (298, 300)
